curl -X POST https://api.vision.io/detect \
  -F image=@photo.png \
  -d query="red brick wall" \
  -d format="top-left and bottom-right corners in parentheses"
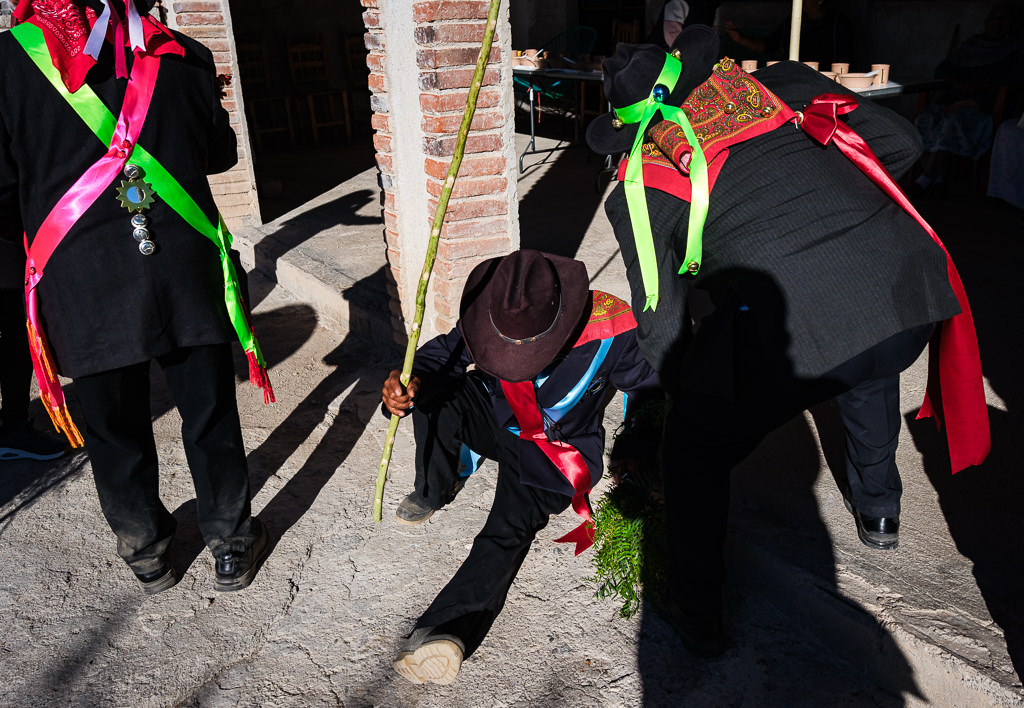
top-left (365, 0), bottom-right (514, 339)
top-left (171, 0), bottom-right (261, 226)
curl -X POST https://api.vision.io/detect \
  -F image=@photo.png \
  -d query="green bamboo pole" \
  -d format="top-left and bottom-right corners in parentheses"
top-left (373, 0), bottom-right (503, 521)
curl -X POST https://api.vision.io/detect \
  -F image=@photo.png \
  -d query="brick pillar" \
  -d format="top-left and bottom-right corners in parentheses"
top-left (166, 1), bottom-right (261, 227)
top-left (365, 0), bottom-right (519, 343)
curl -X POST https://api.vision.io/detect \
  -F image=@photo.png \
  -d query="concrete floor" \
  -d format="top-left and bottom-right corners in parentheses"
top-left (1, 117), bottom-right (1022, 705)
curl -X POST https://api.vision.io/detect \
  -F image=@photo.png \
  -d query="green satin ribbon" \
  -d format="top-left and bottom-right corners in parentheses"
top-left (13, 23), bottom-right (264, 365)
top-left (618, 54), bottom-right (709, 311)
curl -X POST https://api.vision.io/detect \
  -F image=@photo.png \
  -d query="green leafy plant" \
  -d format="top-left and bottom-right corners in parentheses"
top-left (589, 401), bottom-right (671, 618)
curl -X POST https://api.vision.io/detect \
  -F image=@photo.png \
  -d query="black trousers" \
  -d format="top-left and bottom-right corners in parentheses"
top-left (0, 288), bottom-right (32, 430)
top-left (662, 323), bottom-right (934, 617)
top-left (411, 374), bottom-right (572, 655)
top-left (74, 343), bottom-right (255, 574)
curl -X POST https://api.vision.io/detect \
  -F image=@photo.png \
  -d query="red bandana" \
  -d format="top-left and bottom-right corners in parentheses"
top-left (14, 0), bottom-right (183, 92)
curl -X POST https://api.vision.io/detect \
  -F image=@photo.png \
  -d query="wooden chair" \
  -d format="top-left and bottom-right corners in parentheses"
top-left (236, 40), bottom-right (294, 152)
top-left (344, 32), bottom-right (369, 90)
top-left (611, 18), bottom-right (640, 47)
top-left (287, 37), bottom-right (352, 144)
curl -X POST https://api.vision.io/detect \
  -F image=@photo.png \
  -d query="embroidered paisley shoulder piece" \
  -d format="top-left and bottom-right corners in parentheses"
top-left (618, 57), bottom-right (798, 200)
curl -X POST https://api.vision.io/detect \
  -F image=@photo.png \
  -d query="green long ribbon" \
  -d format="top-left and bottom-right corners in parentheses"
top-left (618, 53), bottom-right (709, 311)
top-left (13, 23), bottom-right (264, 364)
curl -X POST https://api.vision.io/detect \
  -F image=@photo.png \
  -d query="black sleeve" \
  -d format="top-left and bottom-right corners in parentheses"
top-left (411, 326), bottom-right (473, 389)
top-left (606, 330), bottom-right (664, 462)
top-left (202, 46), bottom-right (237, 175)
top-left (604, 183), bottom-right (693, 396)
top-left (0, 105), bottom-right (25, 290)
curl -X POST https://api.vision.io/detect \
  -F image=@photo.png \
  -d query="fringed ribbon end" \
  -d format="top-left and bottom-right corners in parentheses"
top-left (246, 349), bottom-right (275, 404)
top-left (39, 390), bottom-right (84, 448)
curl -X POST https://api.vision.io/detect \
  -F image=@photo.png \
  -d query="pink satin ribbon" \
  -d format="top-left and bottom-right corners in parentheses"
top-left (501, 379), bottom-right (596, 555)
top-left (799, 94), bottom-right (990, 472)
top-left (25, 52), bottom-right (160, 428)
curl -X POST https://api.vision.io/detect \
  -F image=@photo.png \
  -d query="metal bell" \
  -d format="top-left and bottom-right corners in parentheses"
top-left (139, 240), bottom-right (156, 256)
top-left (686, 261), bottom-right (700, 273)
top-left (670, 49), bottom-right (682, 59)
top-left (131, 213), bottom-right (149, 228)
top-left (611, 116), bottom-right (624, 129)
top-left (133, 227), bottom-right (150, 242)
top-left (123, 164), bottom-right (141, 180)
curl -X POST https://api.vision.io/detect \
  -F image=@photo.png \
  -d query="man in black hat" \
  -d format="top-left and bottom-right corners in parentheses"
top-left (0, 0), bottom-right (273, 594)
top-left (586, 27), bottom-right (988, 654)
top-left (381, 249), bottom-right (660, 685)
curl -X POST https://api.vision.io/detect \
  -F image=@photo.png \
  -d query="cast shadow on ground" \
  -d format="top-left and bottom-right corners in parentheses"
top-left (240, 271), bottom-right (396, 549)
top-left (913, 189), bottom-right (1024, 680)
top-left (636, 411), bottom-right (922, 705)
top-left (249, 189), bottom-right (384, 305)
top-left (519, 146), bottom-right (607, 261)
top-left (253, 140), bottom-right (377, 223)
top-left (909, 407), bottom-right (1024, 679)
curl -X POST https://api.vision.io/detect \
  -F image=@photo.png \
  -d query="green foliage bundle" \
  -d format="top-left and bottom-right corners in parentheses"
top-left (588, 401), bottom-right (671, 618)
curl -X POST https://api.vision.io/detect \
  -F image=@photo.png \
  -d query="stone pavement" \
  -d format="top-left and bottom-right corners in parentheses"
top-left (0, 134), bottom-right (1021, 706)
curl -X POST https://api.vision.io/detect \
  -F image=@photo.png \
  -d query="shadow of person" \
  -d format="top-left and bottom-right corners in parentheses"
top-left (241, 269), bottom-right (400, 541)
top-left (907, 407), bottom-right (1024, 680)
top-left (629, 269), bottom-right (922, 702)
top-left (249, 189), bottom-right (384, 309)
top-left (636, 410), bottom-right (921, 704)
top-left (519, 147), bottom-right (606, 260)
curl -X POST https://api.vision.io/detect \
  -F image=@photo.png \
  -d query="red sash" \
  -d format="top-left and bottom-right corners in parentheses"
top-left (500, 292), bottom-right (637, 555)
top-left (799, 94), bottom-right (990, 473)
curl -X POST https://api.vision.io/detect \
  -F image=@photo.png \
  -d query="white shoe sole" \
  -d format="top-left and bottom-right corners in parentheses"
top-left (393, 639), bottom-right (463, 685)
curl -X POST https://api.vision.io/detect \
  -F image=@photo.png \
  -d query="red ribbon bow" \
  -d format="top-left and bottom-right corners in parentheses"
top-left (800, 94), bottom-right (990, 472)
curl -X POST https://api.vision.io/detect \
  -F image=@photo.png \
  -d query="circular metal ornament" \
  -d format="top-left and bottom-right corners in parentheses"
top-left (133, 227), bottom-right (150, 242)
top-left (138, 240), bottom-right (156, 256)
top-left (652, 84), bottom-right (669, 103)
top-left (123, 164), bottom-right (141, 179)
top-left (131, 213), bottom-right (149, 228)
top-left (686, 261), bottom-right (700, 273)
top-left (611, 117), bottom-right (624, 129)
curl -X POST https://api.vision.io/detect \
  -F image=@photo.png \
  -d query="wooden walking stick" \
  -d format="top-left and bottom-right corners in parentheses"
top-left (372, 0), bottom-right (503, 521)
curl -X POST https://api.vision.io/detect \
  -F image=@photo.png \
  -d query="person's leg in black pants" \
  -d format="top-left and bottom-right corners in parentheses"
top-left (74, 359), bottom-right (174, 576)
top-left (0, 288), bottom-right (31, 430)
top-left (157, 343), bottom-right (256, 556)
top-left (835, 375), bottom-right (903, 519)
top-left (395, 374), bottom-right (571, 684)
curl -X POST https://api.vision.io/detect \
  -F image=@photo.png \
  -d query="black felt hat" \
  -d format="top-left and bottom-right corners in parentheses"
top-left (585, 25), bottom-right (720, 156)
top-left (459, 250), bottom-right (590, 383)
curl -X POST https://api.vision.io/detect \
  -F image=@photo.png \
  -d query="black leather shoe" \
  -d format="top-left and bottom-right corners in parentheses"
top-left (214, 517), bottom-right (271, 592)
top-left (396, 480), bottom-right (465, 526)
top-left (396, 492), bottom-right (437, 525)
top-left (844, 496), bottom-right (899, 550)
top-left (650, 596), bottom-right (728, 658)
top-left (134, 563), bottom-right (178, 595)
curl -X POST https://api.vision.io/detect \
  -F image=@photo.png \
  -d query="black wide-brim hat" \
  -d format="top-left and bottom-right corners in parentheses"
top-left (586, 25), bottom-right (720, 156)
top-left (459, 250), bottom-right (590, 383)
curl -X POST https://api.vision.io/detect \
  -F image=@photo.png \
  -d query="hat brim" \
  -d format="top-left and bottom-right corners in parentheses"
top-left (586, 25), bottom-right (721, 155)
top-left (459, 253), bottom-right (590, 383)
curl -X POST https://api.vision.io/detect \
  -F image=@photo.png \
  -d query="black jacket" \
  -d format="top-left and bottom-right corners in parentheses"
top-left (605, 61), bottom-right (960, 399)
top-left (0, 28), bottom-right (237, 376)
top-left (405, 319), bottom-right (661, 496)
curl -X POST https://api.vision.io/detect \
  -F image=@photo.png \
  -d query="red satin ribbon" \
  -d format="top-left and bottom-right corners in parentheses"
top-left (501, 379), bottom-right (596, 555)
top-left (800, 93), bottom-right (990, 472)
top-left (24, 52), bottom-right (161, 446)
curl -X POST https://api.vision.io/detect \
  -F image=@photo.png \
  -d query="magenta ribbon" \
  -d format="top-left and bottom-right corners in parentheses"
top-left (799, 93), bottom-right (990, 472)
top-left (24, 52), bottom-right (160, 445)
top-left (501, 379), bottom-right (596, 555)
